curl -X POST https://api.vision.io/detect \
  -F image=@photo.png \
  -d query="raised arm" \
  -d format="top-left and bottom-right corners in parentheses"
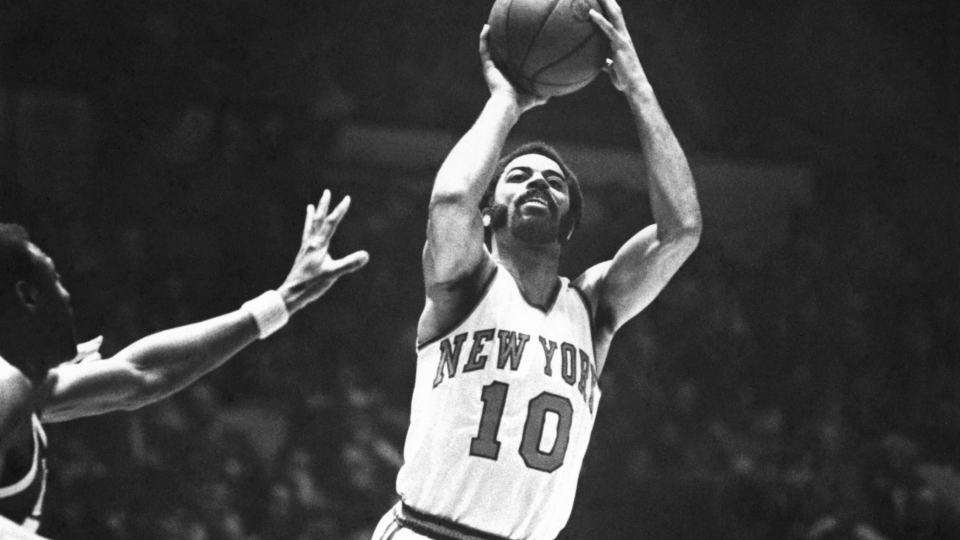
top-left (39, 191), bottom-right (369, 422)
top-left (419, 26), bottom-right (545, 341)
top-left (578, 0), bottom-right (702, 368)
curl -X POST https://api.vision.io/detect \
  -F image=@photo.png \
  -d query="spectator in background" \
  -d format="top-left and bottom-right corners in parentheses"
top-left (0, 191), bottom-right (368, 535)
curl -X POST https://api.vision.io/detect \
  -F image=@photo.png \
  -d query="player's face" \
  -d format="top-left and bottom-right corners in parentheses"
top-left (493, 154), bottom-right (571, 245)
top-left (27, 244), bottom-right (78, 366)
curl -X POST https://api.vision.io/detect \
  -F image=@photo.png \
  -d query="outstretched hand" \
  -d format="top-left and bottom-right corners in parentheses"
top-left (479, 25), bottom-right (548, 113)
top-left (589, 0), bottom-right (648, 93)
top-left (279, 190), bottom-right (369, 315)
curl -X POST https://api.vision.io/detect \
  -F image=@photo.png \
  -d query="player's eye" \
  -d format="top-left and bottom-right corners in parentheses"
top-left (507, 171), bottom-right (527, 183)
top-left (547, 177), bottom-right (565, 190)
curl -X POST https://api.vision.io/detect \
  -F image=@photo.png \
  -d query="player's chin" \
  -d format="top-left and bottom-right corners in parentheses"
top-left (511, 217), bottom-right (560, 245)
top-left (54, 322), bottom-right (80, 362)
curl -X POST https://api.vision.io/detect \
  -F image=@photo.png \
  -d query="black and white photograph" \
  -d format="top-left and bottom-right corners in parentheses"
top-left (1, 0), bottom-right (958, 538)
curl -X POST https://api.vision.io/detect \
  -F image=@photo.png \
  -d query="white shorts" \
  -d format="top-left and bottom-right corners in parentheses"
top-left (371, 502), bottom-right (430, 540)
top-left (370, 501), bottom-right (516, 540)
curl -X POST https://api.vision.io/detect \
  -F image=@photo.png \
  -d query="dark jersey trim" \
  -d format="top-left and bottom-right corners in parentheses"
top-left (417, 266), bottom-right (500, 351)
top-left (500, 271), bottom-right (562, 314)
top-left (397, 503), bottom-right (519, 540)
top-left (568, 284), bottom-right (597, 359)
top-left (568, 284), bottom-right (594, 328)
top-left (0, 416), bottom-right (47, 527)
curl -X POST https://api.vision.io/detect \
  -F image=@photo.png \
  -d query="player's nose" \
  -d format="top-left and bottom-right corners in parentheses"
top-left (527, 175), bottom-right (549, 190)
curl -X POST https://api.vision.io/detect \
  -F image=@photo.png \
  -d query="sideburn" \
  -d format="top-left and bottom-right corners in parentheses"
top-left (559, 211), bottom-right (575, 245)
top-left (486, 203), bottom-right (509, 229)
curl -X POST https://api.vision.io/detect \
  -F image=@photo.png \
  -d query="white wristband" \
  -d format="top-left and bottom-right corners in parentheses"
top-left (242, 290), bottom-right (290, 339)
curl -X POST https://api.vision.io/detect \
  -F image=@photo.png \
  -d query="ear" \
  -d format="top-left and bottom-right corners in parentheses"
top-left (15, 280), bottom-right (40, 314)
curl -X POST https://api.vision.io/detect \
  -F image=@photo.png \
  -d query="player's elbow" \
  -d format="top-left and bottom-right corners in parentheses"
top-left (681, 216), bottom-right (703, 250)
top-left (664, 216), bottom-right (702, 256)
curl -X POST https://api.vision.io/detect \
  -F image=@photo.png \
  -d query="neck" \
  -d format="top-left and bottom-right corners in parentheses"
top-left (491, 235), bottom-right (562, 308)
top-left (0, 319), bottom-right (48, 383)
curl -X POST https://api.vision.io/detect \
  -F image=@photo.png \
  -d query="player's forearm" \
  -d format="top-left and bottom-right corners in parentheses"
top-left (627, 86), bottom-right (702, 244)
top-left (116, 309), bottom-right (260, 408)
top-left (431, 94), bottom-right (521, 207)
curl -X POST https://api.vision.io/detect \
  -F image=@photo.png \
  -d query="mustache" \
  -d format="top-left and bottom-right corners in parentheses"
top-left (516, 189), bottom-right (558, 215)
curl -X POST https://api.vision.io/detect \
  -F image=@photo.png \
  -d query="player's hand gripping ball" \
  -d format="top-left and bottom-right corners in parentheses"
top-left (487, 0), bottom-right (610, 97)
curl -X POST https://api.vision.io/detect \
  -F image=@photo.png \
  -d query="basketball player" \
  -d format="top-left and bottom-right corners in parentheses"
top-left (0, 191), bottom-right (368, 533)
top-left (373, 0), bottom-right (702, 538)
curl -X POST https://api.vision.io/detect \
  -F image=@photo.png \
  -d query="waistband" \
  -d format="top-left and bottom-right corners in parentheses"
top-left (396, 503), bottom-right (520, 540)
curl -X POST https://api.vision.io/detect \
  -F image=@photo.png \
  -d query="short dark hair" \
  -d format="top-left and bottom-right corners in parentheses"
top-left (0, 223), bottom-right (40, 312)
top-left (479, 141), bottom-right (583, 242)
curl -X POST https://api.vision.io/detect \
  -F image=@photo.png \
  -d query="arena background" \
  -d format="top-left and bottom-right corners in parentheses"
top-left (1, 0), bottom-right (958, 538)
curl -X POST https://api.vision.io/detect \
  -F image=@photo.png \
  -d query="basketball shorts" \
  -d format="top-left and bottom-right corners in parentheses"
top-left (371, 502), bottom-right (517, 540)
top-left (0, 514), bottom-right (50, 540)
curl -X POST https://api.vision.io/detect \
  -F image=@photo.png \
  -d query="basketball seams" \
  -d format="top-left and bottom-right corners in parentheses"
top-left (489, 0), bottom-right (607, 96)
top-left (528, 28), bottom-right (605, 82)
top-left (513, 69), bottom-right (601, 87)
top-left (503, 0), bottom-right (515, 72)
top-left (517, 0), bottom-right (565, 77)
top-left (489, 0), bottom-right (517, 78)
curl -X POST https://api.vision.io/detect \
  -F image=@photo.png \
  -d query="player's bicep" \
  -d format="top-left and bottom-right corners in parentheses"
top-left (39, 358), bottom-right (146, 423)
top-left (589, 224), bottom-right (694, 333)
top-left (423, 197), bottom-right (490, 289)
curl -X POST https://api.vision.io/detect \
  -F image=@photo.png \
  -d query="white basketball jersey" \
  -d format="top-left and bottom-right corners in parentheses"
top-left (398, 266), bottom-right (602, 540)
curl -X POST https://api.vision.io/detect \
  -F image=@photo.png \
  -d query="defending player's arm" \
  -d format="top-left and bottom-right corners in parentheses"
top-left (38, 192), bottom-right (369, 423)
top-left (577, 0), bottom-right (702, 368)
top-left (419, 26), bottom-right (547, 339)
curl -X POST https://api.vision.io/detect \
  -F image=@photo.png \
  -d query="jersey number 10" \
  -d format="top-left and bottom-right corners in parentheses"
top-left (469, 381), bottom-right (573, 473)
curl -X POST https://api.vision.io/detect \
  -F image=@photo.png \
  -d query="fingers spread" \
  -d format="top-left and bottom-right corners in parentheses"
top-left (589, 9), bottom-right (615, 37)
top-left (329, 194), bottom-right (351, 224)
top-left (596, 0), bottom-right (624, 25)
top-left (479, 25), bottom-right (492, 60)
top-left (302, 204), bottom-right (315, 242)
top-left (315, 189), bottom-right (332, 222)
top-left (330, 250), bottom-right (370, 276)
top-left (319, 194), bottom-right (352, 242)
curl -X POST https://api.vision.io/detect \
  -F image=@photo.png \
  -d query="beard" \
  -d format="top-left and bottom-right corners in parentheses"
top-left (511, 213), bottom-right (560, 245)
top-left (487, 192), bottom-right (562, 246)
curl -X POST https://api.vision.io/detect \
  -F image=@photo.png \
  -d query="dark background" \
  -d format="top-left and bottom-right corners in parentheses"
top-left (1, 0), bottom-right (958, 538)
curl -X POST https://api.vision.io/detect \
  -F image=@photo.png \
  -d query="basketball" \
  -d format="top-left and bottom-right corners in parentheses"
top-left (487, 0), bottom-right (610, 97)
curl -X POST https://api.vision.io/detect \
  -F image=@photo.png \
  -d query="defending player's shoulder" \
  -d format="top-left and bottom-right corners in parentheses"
top-left (0, 360), bottom-right (36, 439)
top-left (0, 360), bottom-right (34, 402)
